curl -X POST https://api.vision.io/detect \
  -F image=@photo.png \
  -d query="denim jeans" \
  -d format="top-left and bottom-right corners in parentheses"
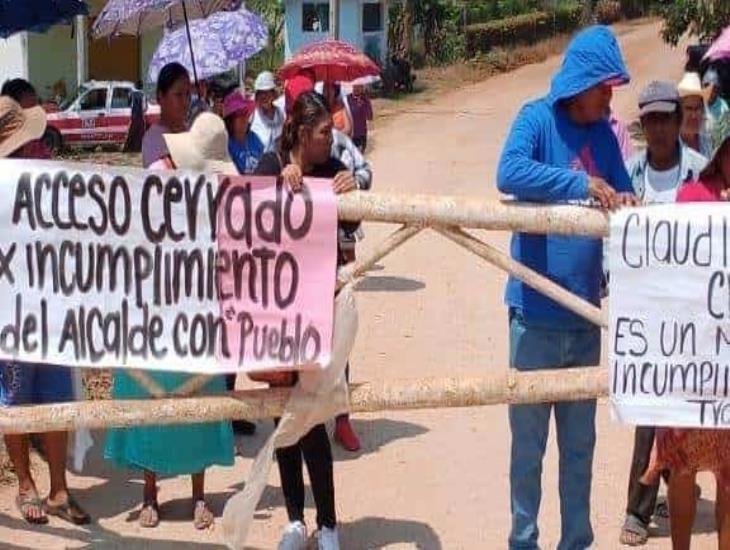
top-left (508, 310), bottom-right (600, 550)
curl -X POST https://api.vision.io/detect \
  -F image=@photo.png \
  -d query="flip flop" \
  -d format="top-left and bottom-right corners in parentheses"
top-left (139, 500), bottom-right (160, 528)
top-left (193, 500), bottom-right (214, 530)
top-left (16, 493), bottom-right (48, 525)
top-left (620, 515), bottom-right (649, 546)
top-left (45, 496), bottom-right (91, 526)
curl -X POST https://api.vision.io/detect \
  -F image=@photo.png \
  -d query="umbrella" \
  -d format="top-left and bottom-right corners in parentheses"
top-left (92, 0), bottom-right (239, 84)
top-left (0, 0), bottom-right (89, 39)
top-left (147, 7), bottom-right (267, 83)
top-left (92, 0), bottom-right (235, 38)
top-left (278, 39), bottom-right (380, 83)
top-left (704, 26), bottom-right (730, 62)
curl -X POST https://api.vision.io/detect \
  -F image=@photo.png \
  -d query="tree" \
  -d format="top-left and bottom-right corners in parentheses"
top-left (246, 0), bottom-right (286, 69)
top-left (660, 0), bottom-right (730, 46)
top-left (388, 0), bottom-right (464, 64)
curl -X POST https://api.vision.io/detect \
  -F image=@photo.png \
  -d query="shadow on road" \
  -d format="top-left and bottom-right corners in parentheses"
top-left (356, 275), bottom-right (426, 293)
top-left (340, 516), bottom-right (442, 549)
top-left (0, 511), bottom-right (236, 549)
top-left (649, 497), bottom-right (718, 538)
top-left (334, 417), bottom-right (430, 462)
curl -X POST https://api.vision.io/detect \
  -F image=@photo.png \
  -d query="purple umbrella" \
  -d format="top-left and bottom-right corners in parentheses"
top-left (92, 0), bottom-right (236, 37)
top-left (92, 0), bottom-right (240, 84)
top-left (148, 7), bottom-right (268, 83)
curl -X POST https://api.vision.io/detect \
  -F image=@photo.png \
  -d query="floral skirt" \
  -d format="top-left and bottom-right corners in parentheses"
top-left (642, 428), bottom-right (730, 490)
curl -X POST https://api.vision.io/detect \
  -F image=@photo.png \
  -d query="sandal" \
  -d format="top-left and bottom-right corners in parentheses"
top-left (193, 500), bottom-right (214, 530)
top-left (139, 500), bottom-right (160, 528)
top-left (619, 515), bottom-right (649, 546)
top-left (45, 495), bottom-right (91, 526)
top-left (16, 492), bottom-right (48, 525)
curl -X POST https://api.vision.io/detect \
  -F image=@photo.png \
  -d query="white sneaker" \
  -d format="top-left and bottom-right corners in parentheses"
top-left (278, 521), bottom-right (307, 550)
top-left (317, 526), bottom-right (340, 550)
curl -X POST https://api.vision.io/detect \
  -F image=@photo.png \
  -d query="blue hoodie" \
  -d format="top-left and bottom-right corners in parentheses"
top-left (497, 26), bottom-right (633, 329)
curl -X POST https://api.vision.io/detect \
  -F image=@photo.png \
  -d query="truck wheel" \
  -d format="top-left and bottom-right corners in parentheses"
top-left (42, 128), bottom-right (63, 153)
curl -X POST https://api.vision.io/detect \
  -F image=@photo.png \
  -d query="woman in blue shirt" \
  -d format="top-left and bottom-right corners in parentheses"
top-left (222, 90), bottom-right (265, 436)
top-left (223, 91), bottom-right (264, 175)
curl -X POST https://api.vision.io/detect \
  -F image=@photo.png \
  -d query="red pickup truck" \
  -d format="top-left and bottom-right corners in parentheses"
top-left (44, 80), bottom-right (161, 152)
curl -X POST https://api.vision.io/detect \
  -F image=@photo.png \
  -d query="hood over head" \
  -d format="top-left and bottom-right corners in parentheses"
top-left (548, 25), bottom-right (630, 105)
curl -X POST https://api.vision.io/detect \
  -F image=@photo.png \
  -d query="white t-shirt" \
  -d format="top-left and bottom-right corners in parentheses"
top-left (644, 163), bottom-right (681, 204)
top-left (250, 104), bottom-right (284, 154)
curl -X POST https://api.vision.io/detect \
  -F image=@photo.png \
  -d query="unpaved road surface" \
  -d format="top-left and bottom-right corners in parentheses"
top-left (0, 21), bottom-right (711, 549)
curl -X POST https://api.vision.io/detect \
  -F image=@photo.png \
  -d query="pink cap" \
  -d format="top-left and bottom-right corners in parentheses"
top-left (223, 91), bottom-right (255, 120)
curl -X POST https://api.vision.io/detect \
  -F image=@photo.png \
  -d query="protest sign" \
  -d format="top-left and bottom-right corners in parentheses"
top-left (0, 159), bottom-right (338, 374)
top-left (610, 204), bottom-right (730, 428)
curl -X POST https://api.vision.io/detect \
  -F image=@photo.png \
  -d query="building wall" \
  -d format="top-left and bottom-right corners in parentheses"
top-left (0, 34), bottom-right (29, 86)
top-left (284, 0), bottom-right (388, 63)
top-left (27, 25), bottom-right (78, 100)
top-left (361, 0), bottom-right (388, 63)
top-left (284, 0), bottom-right (329, 58)
top-left (339, 0), bottom-right (360, 49)
top-left (140, 29), bottom-right (163, 91)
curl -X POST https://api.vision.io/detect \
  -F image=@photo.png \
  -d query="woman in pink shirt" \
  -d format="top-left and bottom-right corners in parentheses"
top-left (677, 135), bottom-right (730, 202)
top-left (643, 135), bottom-right (730, 550)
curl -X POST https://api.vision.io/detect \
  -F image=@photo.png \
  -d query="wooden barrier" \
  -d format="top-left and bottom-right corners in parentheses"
top-left (337, 192), bottom-right (608, 236)
top-left (0, 193), bottom-right (612, 435)
top-left (0, 368), bottom-right (606, 434)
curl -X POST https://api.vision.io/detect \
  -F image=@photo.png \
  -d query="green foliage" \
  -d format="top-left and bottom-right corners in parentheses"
top-left (465, 0), bottom-right (542, 25)
top-left (466, 11), bottom-right (550, 56)
top-left (660, 0), bottom-right (730, 46)
top-left (553, 3), bottom-right (584, 33)
top-left (465, 5), bottom-right (583, 57)
top-left (415, 0), bottom-right (465, 65)
top-left (594, 0), bottom-right (622, 24)
top-left (244, 0), bottom-right (286, 77)
top-left (618, 0), bottom-right (657, 19)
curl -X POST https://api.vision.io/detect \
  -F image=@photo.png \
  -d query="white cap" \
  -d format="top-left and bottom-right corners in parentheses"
top-left (254, 71), bottom-right (277, 92)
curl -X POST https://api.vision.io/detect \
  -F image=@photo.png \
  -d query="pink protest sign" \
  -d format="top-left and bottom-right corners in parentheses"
top-left (216, 176), bottom-right (338, 373)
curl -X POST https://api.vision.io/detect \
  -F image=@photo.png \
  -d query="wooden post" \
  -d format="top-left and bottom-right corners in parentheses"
top-left (331, 0), bottom-right (341, 39)
top-left (75, 15), bottom-right (88, 92)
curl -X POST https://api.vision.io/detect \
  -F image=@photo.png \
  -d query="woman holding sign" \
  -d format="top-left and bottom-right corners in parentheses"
top-left (105, 63), bottom-right (234, 531)
top-left (254, 91), bottom-right (357, 550)
top-left (643, 136), bottom-right (730, 549)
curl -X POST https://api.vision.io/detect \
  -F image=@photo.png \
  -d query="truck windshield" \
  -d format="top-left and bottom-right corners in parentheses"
top-left (60, 84), bottom-right (90, 111)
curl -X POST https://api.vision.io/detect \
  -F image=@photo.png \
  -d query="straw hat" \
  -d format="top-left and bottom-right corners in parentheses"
top-left (677, 72), bottom-right (711, 102)
top-left (164, 112), bottom-right (237, 174)
top-left (0, 96), bottom-right (46, 158)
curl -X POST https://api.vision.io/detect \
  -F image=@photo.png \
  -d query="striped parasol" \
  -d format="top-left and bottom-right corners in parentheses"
top-left (278, 39), bottom-right (381, 83)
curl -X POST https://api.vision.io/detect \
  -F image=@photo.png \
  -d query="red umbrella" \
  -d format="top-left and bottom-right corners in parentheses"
top-left (278, 39), bottom-right (380, 82)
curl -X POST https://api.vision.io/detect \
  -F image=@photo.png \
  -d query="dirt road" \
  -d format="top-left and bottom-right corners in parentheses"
top-left (0, 20), bottom-right (713, 549)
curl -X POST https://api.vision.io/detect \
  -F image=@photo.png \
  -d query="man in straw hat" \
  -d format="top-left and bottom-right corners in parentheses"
top-left (496, 25), bottom-right (636, 550)
top-left (0, 96), bottom-right (90, 526)
top-left (678, 71), bottom-right (714, 159)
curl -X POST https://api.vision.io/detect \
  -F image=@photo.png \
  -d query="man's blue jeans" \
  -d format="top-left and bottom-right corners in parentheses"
top-left (508, 310), bottom-right (600, 550)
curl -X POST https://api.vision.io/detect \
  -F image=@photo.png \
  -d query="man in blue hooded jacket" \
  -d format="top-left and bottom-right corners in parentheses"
top-left (496, 26), bottom-right (636, 550)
